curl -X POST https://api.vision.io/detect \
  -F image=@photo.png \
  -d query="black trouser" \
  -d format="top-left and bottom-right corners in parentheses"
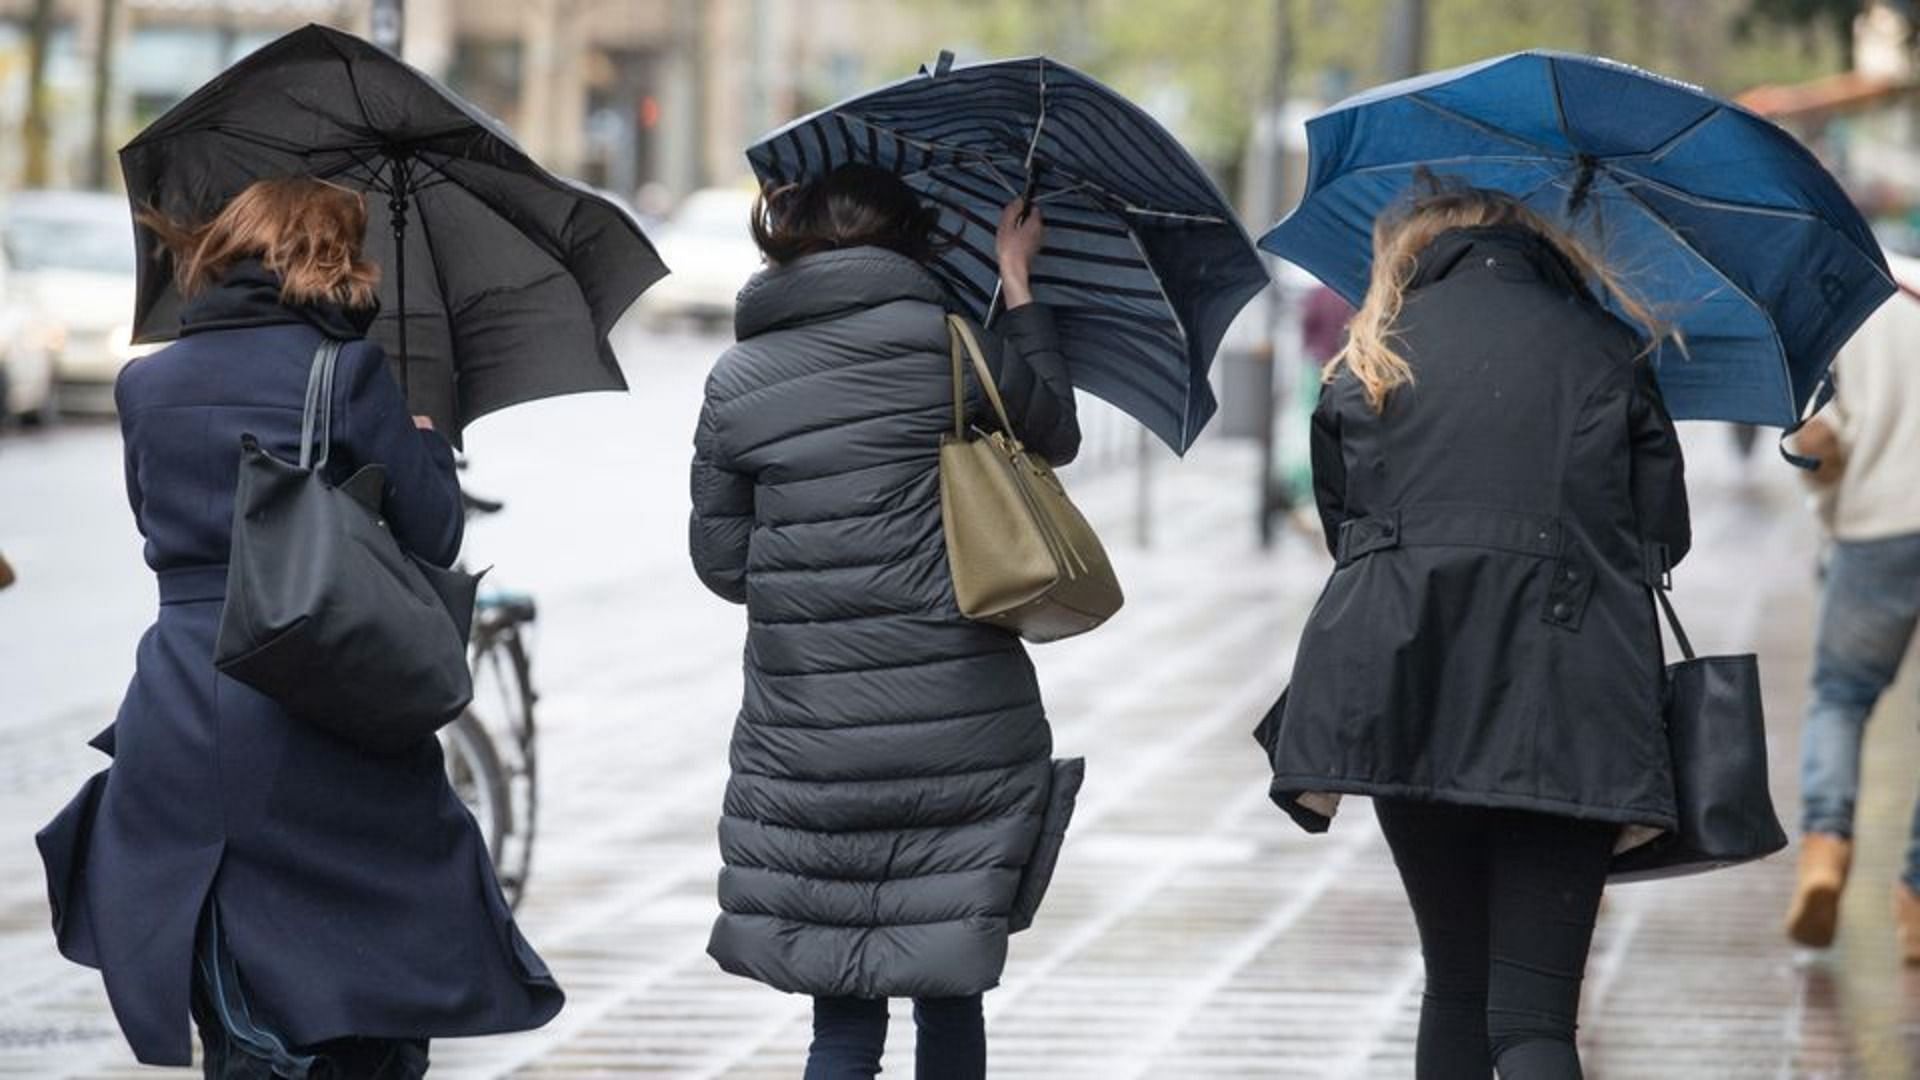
top-left (192, 902), bottom-right (429, 1079)
top-left (1375, 800), bottom-right (1616, 1080)
top-left (803, 995), bottom-right (985, 1080)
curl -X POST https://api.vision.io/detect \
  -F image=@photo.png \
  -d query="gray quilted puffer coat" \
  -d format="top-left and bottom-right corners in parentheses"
top-left (690, 246), bottom-right (1086, 999)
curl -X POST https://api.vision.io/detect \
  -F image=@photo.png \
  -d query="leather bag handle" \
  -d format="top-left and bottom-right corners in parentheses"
top-left (298, 340), bottom-right (343, 471)
top-left (1651, 584), bottom-right (1696, 662)
top-left (947, 314), bottom-right (1021, 447)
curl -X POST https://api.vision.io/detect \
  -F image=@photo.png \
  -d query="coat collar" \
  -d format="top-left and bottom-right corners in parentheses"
top-left (178, 258), bottom-right (378, 340)
top-left (1408, 225), bottom-right (1590, 299)
top-left (733, 246), bottom-right (949, 340)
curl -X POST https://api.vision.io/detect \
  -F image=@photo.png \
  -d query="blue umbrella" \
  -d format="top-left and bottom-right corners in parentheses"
top-left (748, 52), bottom-right (1269, 453)
top-left (1261, 51), bottom-right (1894, 428)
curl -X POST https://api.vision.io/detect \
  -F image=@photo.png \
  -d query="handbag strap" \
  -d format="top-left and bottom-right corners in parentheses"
top-left (1651, 585), bottom-right (1697, 662)
top-left (298, 340), bottom-right (343, 471)
top-left (947, 314), bottom-right (1022, 447)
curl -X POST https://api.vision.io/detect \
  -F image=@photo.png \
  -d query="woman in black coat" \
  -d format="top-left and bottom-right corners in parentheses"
top-left (1259, 182), bottom-right (1690, 1079)
top-left (36, 178), bottom-right (561, 1078)
top-left (689, 164), bottom-right (1083, 1080)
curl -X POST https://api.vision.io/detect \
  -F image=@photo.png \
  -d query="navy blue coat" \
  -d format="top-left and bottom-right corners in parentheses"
top-left (36, 262), bottom-right (561, 1065)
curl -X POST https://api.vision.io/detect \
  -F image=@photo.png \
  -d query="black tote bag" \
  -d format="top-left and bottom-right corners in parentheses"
top-left (215, 340), bottom-right (479, 754)
top-left (1609, 587), bottom-right (1788, 882)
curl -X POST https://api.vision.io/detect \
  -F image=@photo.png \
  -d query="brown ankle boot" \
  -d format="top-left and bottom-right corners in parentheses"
top-left (1895, 884), bottom-right (1920, 965)
top-left (1786, 833), bottom-right (1853, 948)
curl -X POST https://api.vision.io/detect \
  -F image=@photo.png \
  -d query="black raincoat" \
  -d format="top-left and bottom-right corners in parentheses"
top-left (1260, 225), bottom-right (1691, 834)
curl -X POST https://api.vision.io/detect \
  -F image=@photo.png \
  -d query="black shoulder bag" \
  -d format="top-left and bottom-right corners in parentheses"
top-left (215, 340), bottom-right (480, 754)
top-left (1609, 576), bottom-right (1788, 882)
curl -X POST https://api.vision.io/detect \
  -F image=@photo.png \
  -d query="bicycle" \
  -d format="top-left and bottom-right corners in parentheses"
top-left (439, 488), bottom-right (540, 909)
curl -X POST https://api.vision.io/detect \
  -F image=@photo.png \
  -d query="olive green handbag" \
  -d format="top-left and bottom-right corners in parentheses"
top-left (939, 315), bottom-right (1123, 642)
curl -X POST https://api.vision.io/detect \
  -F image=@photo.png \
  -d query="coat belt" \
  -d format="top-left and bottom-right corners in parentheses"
top-left (1335, 507), bottom-right (1603, 632)
top-left (1335, 506), bottom-right (1564, 566)
top-left (157, 565), bottom-right (227, 606)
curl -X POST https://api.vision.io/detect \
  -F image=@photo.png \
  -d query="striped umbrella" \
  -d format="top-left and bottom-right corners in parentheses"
top-left (747, 52), bottom-right (1268, 453)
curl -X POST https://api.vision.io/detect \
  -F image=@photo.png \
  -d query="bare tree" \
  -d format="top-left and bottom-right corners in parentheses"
top-left (87, 0), bottom-right (121, 190)
top-left (24, 0), bottom-right (54, 187)
top-left (1381, 0), bottom-right (1427, 79)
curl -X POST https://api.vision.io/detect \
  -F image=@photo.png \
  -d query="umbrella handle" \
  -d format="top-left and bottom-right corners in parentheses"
top-left (1017, 161), bottom-right (1046, 225)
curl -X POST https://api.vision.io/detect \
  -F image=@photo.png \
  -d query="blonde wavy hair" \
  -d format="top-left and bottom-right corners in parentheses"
top-left (139, 177), bottom-right (381, 309)
top-left (1332, 178), bottom-right (1674, 411)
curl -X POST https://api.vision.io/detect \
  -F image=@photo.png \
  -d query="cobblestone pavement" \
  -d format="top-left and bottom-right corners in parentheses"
top-left (3, 328), bottom-right (1918, 1077)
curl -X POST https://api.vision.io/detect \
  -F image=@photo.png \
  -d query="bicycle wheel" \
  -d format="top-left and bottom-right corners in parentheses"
top-left (467, 619), bottom-right (538, 908)
top-left (441, 711), bottom-right (510, 867)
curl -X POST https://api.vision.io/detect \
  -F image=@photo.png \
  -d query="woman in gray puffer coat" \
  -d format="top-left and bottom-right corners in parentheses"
top-left (688, 163), bottom-right (1084, 1080)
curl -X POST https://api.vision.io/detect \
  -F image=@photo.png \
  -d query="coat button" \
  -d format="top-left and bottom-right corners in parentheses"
top-left (1552, 601), bottom-right (1574, 621)
top-left (1485, 257), bottom-right (1499, 268)
top-left (1563, 567), bottom-right (1580, 582)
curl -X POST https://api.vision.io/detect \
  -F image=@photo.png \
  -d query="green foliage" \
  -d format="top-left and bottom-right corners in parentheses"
top-left (883, 0), bottom-right (1850, 178)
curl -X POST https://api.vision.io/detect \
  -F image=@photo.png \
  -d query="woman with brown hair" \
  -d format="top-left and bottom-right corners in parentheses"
top-left (1260, 180), bottom-right (1691, 1079)
top-left (690, 162), bottom-right (1083, 1079)
top-left (37, 177), bottom-right (562, 1078)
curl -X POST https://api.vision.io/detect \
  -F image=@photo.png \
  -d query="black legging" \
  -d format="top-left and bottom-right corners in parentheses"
top-left (1375, 800), bottom-right (1616, 1079)
top-left (804, 995), bottom-right (985, 1080)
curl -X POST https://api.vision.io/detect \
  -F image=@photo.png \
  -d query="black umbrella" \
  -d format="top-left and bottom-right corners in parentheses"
top-left (747, 51), bottom-right (1268, 453)
top-left (122, 23), bottom-right (667, 445)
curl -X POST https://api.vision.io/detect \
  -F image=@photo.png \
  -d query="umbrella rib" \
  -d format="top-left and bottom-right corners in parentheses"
top-left (1118, 204), bottom-right (1230, 224)
top-left (1546, 56), bottom-right (1579, 153)
top-left (1407, 96), bottom-right (1562, 157)
top-left (1602, 174), bottom-right (1781, 355)
top-left (322, 31), bottom-right (381, 143)
top-left (835, 114), bottom-right (1023, 185)
top-left (1112, 225), bottom-right (1194, 446)
top-left (1024, 55), bottom-right (1047, 173)
top-left (1605, 163), bottom-right (1844, 225)
top-left (1341, 155), bottom-right (1563, 178)
top-left (1607, 106), bottom-right (1722, 165)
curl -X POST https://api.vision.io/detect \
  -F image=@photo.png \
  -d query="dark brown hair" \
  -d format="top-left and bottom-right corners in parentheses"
top-left (750, 163), bottom-right (946, 265)
top-left (138, 177), bottom-right (380, 308)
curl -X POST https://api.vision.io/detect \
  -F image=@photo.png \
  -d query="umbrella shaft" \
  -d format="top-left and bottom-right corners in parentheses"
top-left (387, 156), bottom-right (411, 405)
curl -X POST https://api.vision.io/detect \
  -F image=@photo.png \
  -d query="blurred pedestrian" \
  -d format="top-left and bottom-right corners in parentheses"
top-left (1783, 257), bottom-right (1920, 959)
top-left (1260, 180), bottom-right (1690, 1079)
top-left (35, 178), bottom-right (562, 1078)
top-left (1300, 282), bottom-right (1355, 368)
top-left (689, 163), bottom-right (1084, 1080)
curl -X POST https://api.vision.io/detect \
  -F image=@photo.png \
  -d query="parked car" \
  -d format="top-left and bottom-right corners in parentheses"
top-left (0, 243), bottom-right (59, 426)
top-left (3, 190), bottom-right (153, 412)
top-left (635, 187), bottom-right (763, 329)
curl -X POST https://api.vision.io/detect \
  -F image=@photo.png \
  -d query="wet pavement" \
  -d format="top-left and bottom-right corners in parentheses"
top-left (2, 324), bottom-right (1918, 1077)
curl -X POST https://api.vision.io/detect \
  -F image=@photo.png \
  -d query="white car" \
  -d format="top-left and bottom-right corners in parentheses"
top-left (636, 188), bottom-right (765, 329)
top-left (0, 244), bottom-right (59, 425)
top-left (3, 191), bottom-right (153, 411)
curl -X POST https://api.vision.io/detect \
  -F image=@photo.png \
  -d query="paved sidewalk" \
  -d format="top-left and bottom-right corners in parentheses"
top-left (2, 336), bottom-right (1917, 1076)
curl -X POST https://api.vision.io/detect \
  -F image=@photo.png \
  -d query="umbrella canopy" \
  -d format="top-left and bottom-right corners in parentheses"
top-left (1261, 51), bottom-right (1893, 429)
top-left (122, 23), bottom-right (667, 444)
top-left (748, 52), bottom-right (1268, 453)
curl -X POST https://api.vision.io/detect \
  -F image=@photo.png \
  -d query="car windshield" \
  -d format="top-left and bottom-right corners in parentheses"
top-left (4, 207), bottom-right (136, 274)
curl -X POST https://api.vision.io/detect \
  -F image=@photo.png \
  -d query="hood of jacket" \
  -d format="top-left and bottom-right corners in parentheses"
top-left (733, 246), bottom-right (949, 341)
top-left (177, 258), bottom-right (379, 341)
top-left (1409, 224), bottom-right (1593, 301)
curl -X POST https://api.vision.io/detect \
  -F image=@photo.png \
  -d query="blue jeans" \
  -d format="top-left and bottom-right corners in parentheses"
top-left (1801, 533), bottom-right (1920, 891)
top-left (804, 995), bottom-right (985, 1080)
